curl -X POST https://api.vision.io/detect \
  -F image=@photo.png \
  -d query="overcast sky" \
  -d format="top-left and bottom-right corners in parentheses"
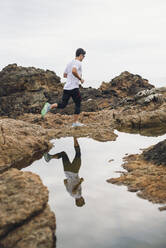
top-left (0, 0), bottom-right (166, 87)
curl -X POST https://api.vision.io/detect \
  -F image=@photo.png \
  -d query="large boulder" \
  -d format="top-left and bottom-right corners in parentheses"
top-left (99, 71), bottom-right (154, 98)
top-left (0, 64), bottom-right (62, 117)
top-left (113, 102), bottom-right (166, 130)
top-left (0, 118), bottom-right (52, 172)
top-left (0, 169), bottom-right (56, 248)
top-left (0, 205), bottom-right (56, 248)
top-left (0, 63), bottom-right (61, 95)
top-left (0, 169), bottom-right (48, 237)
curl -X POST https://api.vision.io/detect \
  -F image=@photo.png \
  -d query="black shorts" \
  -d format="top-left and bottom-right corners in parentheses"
top-left (57, 146), bottom-right (81, 173)
top-left (57, 88), bottom-right (81, 114)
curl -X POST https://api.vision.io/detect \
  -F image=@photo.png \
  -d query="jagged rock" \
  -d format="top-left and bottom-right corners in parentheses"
top-left (0, 65), bottom-right (155, 117)
top-left (99, 71), bottom-right (154, 98)
top-left (107, 145), bottom-right (166, 209)
top-left (0, 63), bottom-right (61, 95)
top-left (113, 101), bottom-right (166, 130)
top-left (133, 88), bottom-right (163, 105)
top-left (0, 64), bottom-right (62, 117)
top-left (0, 118), bottom-right (52, 172)
top-left (134, 88), bottom-right (156, 99)
top-left (0, 169), bottom-right (49, 237)
top-left (0, 205), bottom-right (56, 248)
top-left (143, 139), bottom-right (166, 165)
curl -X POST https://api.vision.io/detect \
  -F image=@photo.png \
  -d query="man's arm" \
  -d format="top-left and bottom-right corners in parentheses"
top-left (72, 67), bottom-right (84, 84)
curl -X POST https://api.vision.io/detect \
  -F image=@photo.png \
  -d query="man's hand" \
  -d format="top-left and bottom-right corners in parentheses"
top-left (81, 79), bottom-right (84, 84)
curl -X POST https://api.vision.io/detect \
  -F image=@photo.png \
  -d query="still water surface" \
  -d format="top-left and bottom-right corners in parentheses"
top-left (23, 131), bottom-right (166, 248)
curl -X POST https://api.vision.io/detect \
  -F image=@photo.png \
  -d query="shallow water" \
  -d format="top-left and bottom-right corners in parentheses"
top-left (23, 131), bottom-right (166, 248)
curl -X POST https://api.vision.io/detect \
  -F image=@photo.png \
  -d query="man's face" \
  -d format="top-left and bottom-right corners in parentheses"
top-left (80, 54), bottom-right (85, 61)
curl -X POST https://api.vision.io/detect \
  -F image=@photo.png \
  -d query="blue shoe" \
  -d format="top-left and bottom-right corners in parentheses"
top-left (43, 153), bottom-right (52, 162)
top-left (41, 102), bottom-right (51, 118)
top-left (72, 122), bottom-right (85, 127)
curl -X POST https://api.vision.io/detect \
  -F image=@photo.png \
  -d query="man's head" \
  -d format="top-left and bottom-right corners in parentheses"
top-left (75, 196), bottom-right (85, 207)
top-left (75, 48), bottom-right (86, 61)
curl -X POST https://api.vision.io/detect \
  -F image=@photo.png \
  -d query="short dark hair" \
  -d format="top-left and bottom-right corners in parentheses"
top-left (76, 48), bottom-right (86, 57)
top-left (75, 197), bottom-right (85, 207)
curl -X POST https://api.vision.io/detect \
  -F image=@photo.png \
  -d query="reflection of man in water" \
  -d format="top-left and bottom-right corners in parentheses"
top-left (44, 137), bottom-right (85, 207)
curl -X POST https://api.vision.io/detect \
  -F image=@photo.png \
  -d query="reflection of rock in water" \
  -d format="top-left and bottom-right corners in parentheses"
top-left (143, 139), bottom-right (166, 165)
top-left (0, 169), bottom-right (56, 248)
top-left (107, 139), bottom-right (166, 211)
top-left (116, 125), bottom-right (166, 137)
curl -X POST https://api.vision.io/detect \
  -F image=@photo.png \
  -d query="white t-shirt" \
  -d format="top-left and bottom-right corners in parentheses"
top-left (64, 59), bottom-right (82, 90)
top-left (64, 171), bottom-right (82, 199)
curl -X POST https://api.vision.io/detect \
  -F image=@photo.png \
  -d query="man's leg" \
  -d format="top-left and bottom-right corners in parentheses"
top-left (55, 90), bottom-right (71, 110)
top-left (44, 151), bottom-right (71, 171)
top-left (68, 138), bottom-right (81, 173)
top-left (43, 152), bottom-right (60, 162)
top-left (57, 152), bottom-right (72, 172)
top-left (71, 89), bottom-right (84, 126)
top-left (41, 90), bottom-right (70, 117)
top-left (74, 114), bottom-right (79, 123)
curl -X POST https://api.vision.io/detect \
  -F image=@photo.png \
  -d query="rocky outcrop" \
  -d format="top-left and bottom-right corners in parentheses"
top-left (0, 65), bottom-right (155, 117)
top-left (107, 144), bottom-right (166, 210)
top-left (0, 64), bottom-right (62, 117)
top-left (114, 102), bottom-right (166, 130)
top-left (17, 110), bottom-right (117, 142)
top-left (99, 71), bottom-right (154, 98)
top-left (0, 169), bottom-right (56, 247)
top-left (112, 87), bottom-right (166, 131)
top-left (143, 139), bottom-right (166, 165)
top-left (0, 118), bottom-right (52, 172)
top-left (0, 206), bottom-right (56, 248)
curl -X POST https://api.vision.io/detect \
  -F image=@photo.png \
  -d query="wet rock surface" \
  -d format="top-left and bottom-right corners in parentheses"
top-left (0, 118), bottom-right (52, 172)
top-left (107, 150), bottom-right (166, 211)
top-left (17, 110), bottom-right (117, 142)
top-left (0, 169), bottom-right (56, 247)
top-left (143, 139), bottom-right (166, 165)
top-left (113, 102), bottom-right (166, 130)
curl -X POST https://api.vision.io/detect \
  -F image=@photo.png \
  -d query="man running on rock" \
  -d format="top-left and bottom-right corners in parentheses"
top-left (41, 48), bottom-right (86, 127)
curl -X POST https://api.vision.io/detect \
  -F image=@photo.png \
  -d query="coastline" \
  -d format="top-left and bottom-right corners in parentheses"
top-left (1, 64), bottom-right (166, 247)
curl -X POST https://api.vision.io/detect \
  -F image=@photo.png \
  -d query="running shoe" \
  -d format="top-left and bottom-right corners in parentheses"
top-left (43, 153), bottom-right (52, 162)
top-left (72, 122), bottom-right (85, 127)
top-left (41, 102), bottom-right (51, 118)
